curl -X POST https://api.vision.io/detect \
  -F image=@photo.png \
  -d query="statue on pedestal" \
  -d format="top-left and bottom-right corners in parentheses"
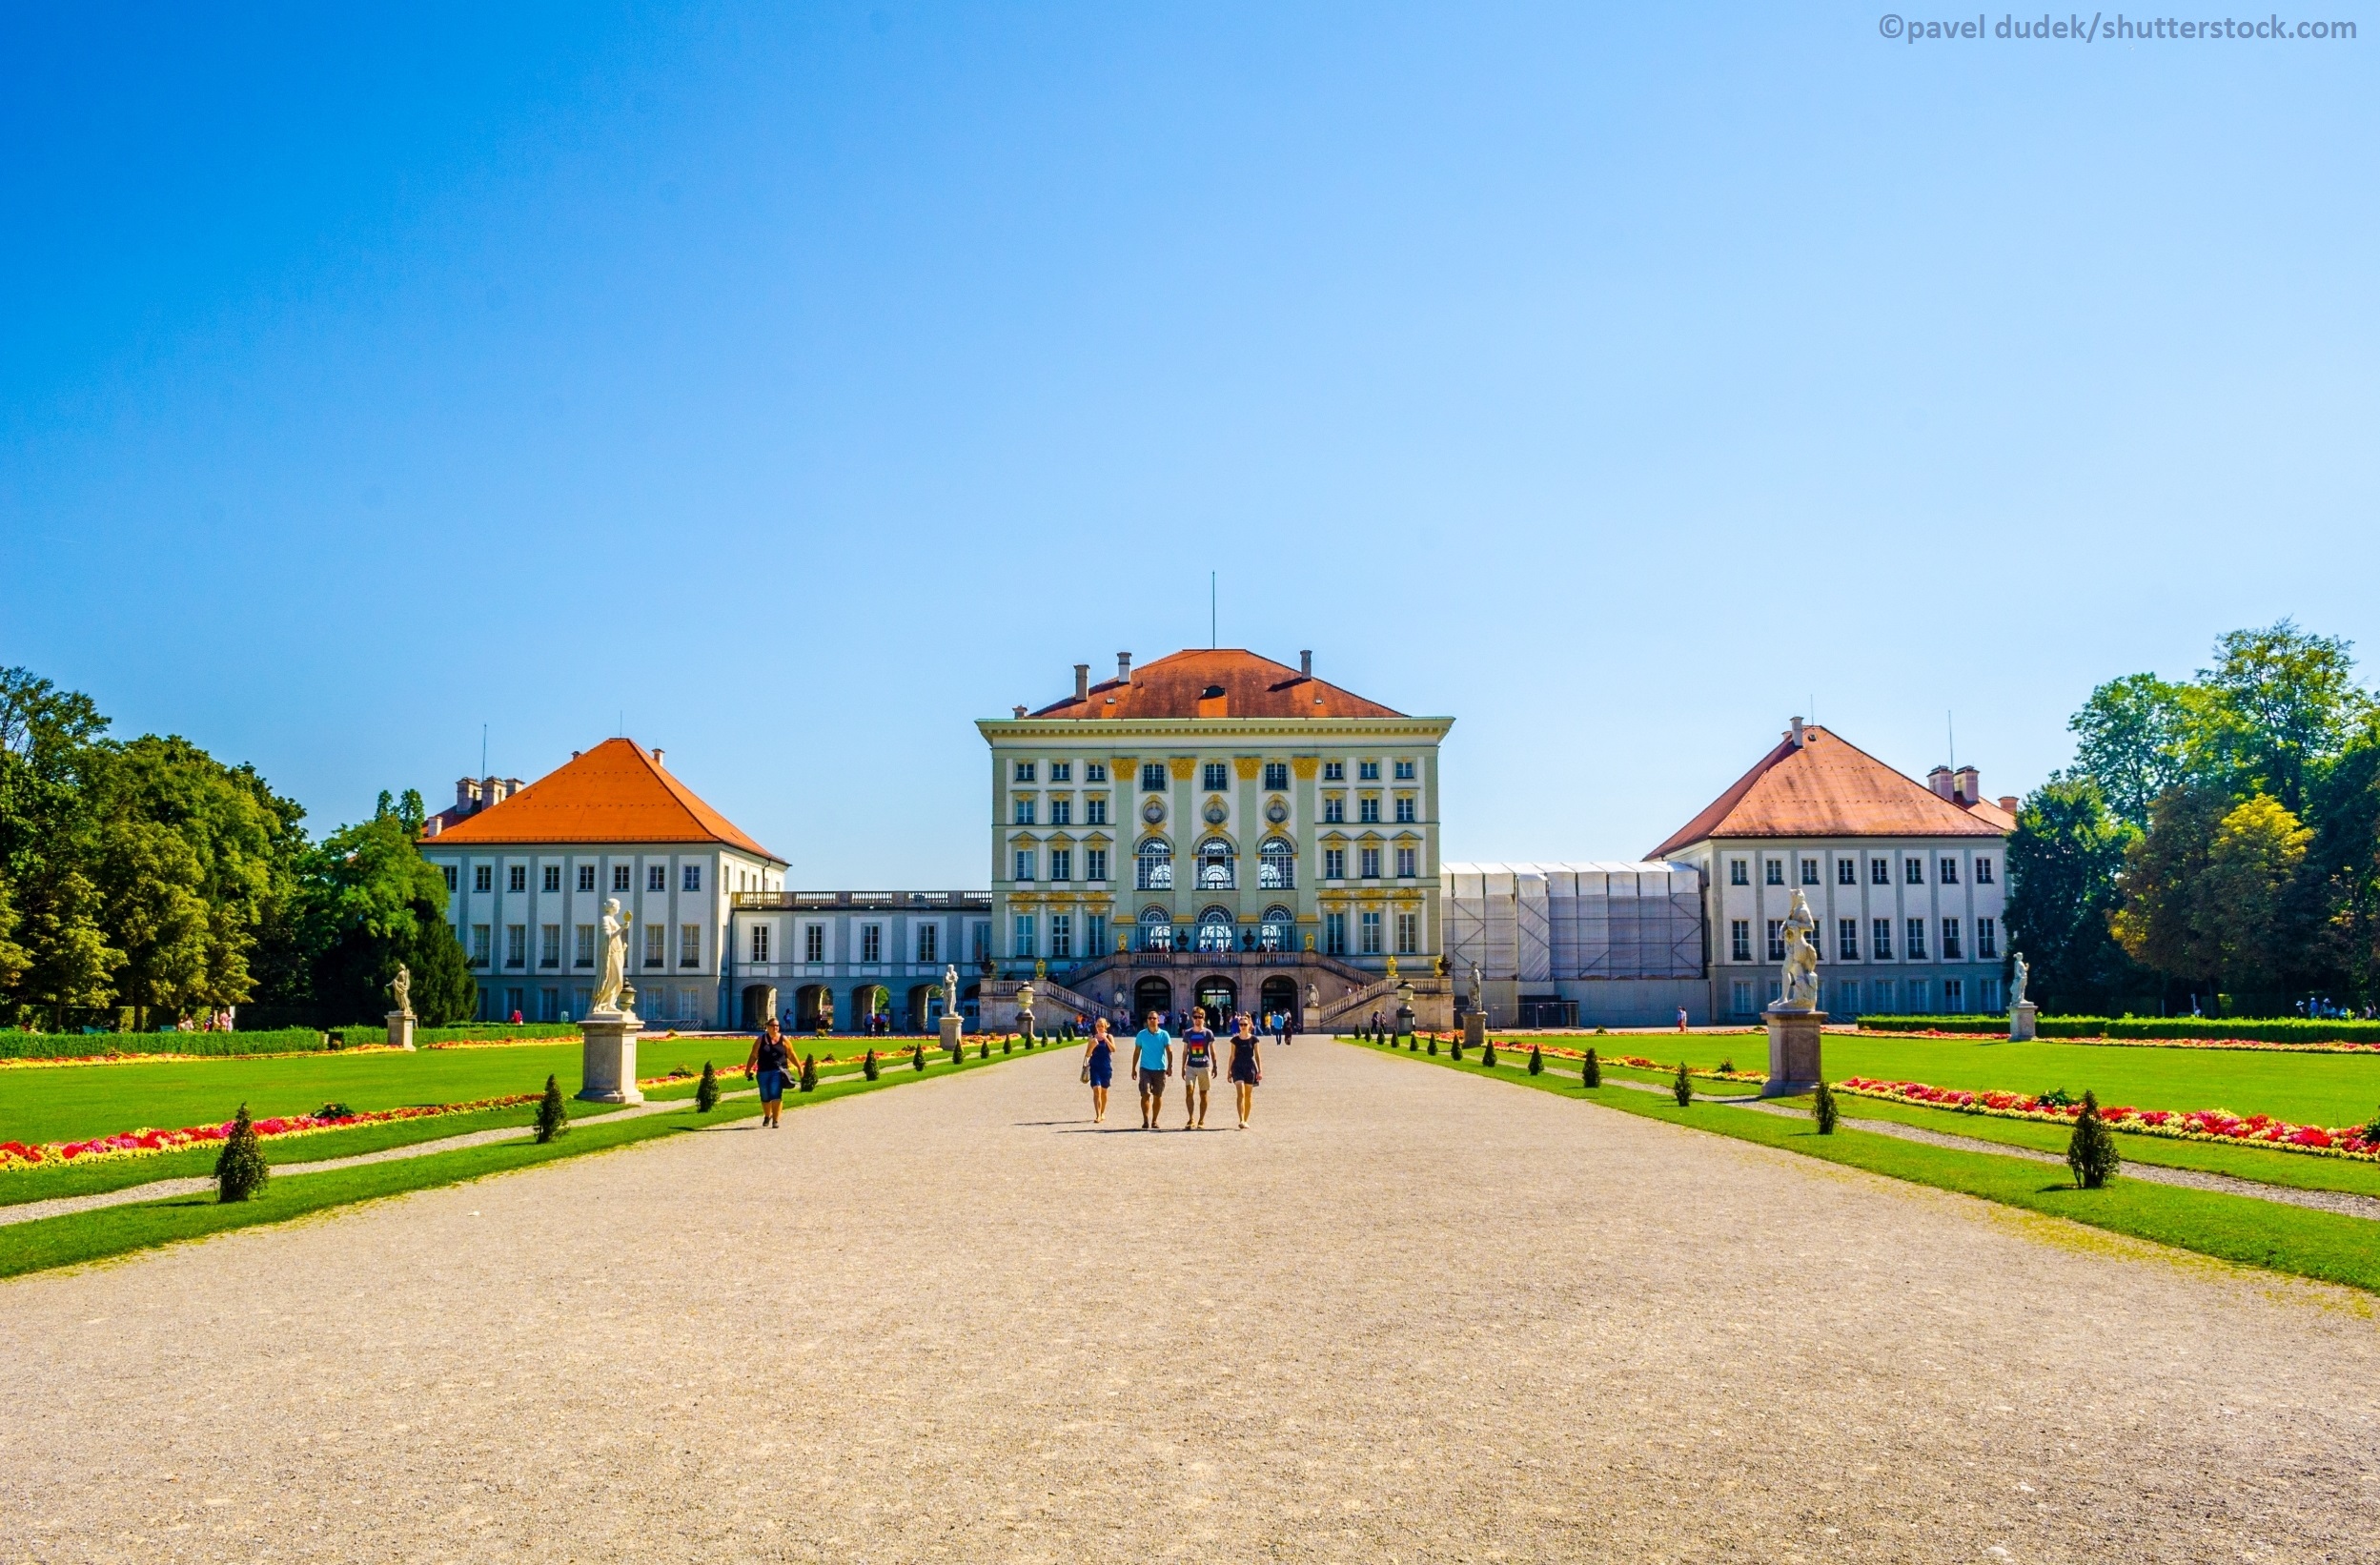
top-left (1776, 890), bottom-right (1820, 1011)
top-left (2009, 951), bottom-right (2029, 1012)
top-left (944, 964), bottom-right (961, 1016)
top-left (388, 964), bottom-right (413, 1018)
top-left (592, 898), bottom-right (634, 1013)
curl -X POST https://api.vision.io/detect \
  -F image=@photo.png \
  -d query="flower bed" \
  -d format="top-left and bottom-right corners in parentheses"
top-left (1857, 1015), bottom-right (2380, 1051)
top-left (1837, 1077), bottom-right (2380, 1163)
top-left (0, 1094), bottom-right (543, 1172)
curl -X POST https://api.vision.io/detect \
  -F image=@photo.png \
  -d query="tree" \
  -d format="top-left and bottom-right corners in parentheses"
top-left (2195, 620), bottom-right (2372, 817)
top-left (2065, 1091), bottom-right (2120, 1189)
top-left (297, 808), bottom-right (467, 1025)
top-left (696, 1062), bottom-right (719, 1112)
top-left (2068, 674), bottom-right (2192, 828)
top-left (1581, 1047), bottom-right (1600, 1087)
top-left (215, 1104), bottom-right (269, 1202)
top-left (535, 1074), bottom-right (568, 1142)
top-left (2112, 783), bottom-right (2232, 1005)
top-left (2306, 727), bottom-right (2380, 1005)
top-left (1813, 1080), bottom-right (1839, 1134)
top-left (2004, 778), bottom-right (2142, 1012)
top-left (2201, 794), bottom-right (2311, 1009)
top-left (0, 668), bottom-right (116, 1027)
top-left (1671, 1060), bottom-right (1693, 1107)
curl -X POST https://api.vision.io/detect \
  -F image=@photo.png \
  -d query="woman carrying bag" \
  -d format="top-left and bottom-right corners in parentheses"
top-left (1082, 1016), bottom-right (1116, 1125)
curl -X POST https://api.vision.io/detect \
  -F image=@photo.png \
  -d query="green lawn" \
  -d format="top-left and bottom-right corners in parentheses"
top-left (1367, 1039), bottom-right (2380, 1294)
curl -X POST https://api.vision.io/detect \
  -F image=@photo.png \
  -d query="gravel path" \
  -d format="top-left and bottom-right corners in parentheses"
top-left (4, 1038), bottom-right (2377, 1563)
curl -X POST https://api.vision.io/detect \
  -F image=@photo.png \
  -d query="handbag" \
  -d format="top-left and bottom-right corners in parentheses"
top-left (1081, 1063), bottom-right (1092, 1084)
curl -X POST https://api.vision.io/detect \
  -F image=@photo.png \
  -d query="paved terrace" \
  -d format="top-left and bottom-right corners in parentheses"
top-left (3, 1041), bottom-right (2376, 1561)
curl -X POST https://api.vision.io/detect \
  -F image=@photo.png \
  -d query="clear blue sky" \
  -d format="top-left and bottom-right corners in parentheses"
top-left (6, 5), bottom-right (2373, 882)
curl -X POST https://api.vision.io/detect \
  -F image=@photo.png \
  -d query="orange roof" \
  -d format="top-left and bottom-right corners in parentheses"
top-left (1649, 725), bottom-right (2009, 858)
top-left (423, 739), bottom-right (783, 862)
top-left (1029, 650), bottom-right (1401, 721)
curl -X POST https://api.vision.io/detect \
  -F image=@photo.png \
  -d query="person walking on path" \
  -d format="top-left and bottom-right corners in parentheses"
top-left (1132, 1011), bottom-right (1173, 1130)
top-left (1178, 1007), bottom-right (1216, 1129)
top-left (1227, 1012), bottom-right (1263, 1129)
top-left (1082, 1016), bottom-right (1117, 1124)
top-left (744, 1016), bottom-right (793, 1129)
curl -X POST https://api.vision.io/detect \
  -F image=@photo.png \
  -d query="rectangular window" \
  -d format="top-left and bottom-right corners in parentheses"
top-left (1359, 846), bottom-right (1382, 879)
top-left (1905, 857), bottom-right (1923, 884)
top-left (751, 925), bottom-right (770, 964)
top-left (1264, 762), bottom-right (1290, 790)
top-left (972, 922), bottom-right (989, 962)
top-left (1978, 917), bottom-right (1998, 959)
top-left (679, 925), bottom-right (700, 966)
top-left (1871, 857), bottom-right (1889, 885)
top-left (862, 924), bottom-right (882, 963)
top-left (1834, 979), bottom-right (1860, 1014)
top-left (1872, 978), bottom-right (1896, 1013)
top-left (543, 865), bottom-right (561, 894)
top-left (1142, 762), bottom-right (1168, 792)
top-left (804, 925), bottom-right (824, 963)
top-left (1322, 910), bottom-right (1348, 955)
top-left (575, 924), bottom-right (596, 966)
top-left (1730, 920), bottom-right (1751, 962)
top-left (1013, 798), bottom-right (1035, 825)
top-left (1048, 848), bottom-right (1072, 882)
top-left (1765, 859), bottom-right (1784, 886)
top-left (1013, 914), bottom-right (1035, 957)
top-left (1087, 913), bottom-right (1108, 954)
top-left (471, 924), bottom-right (491, 965)
top-left (917, 924), bottom-right (937, 965)
top-left (1982, 977), bottom-right (2003, 1011)
top-left (1906, 979), bottom-right (1931, 1012)
top-left (509, 865), bottom-right (527, 893)
top-left (541, 986), bottom-right (561, 1024)
top-left (1730, 979), bottom-right (1756, 1017)
top-left (1358, 797), bottom-right (1379, 823)
top-left (1975, 857), bottom-right (1994, 884)
top-left (1086, 847), bottom-right (1109, 882)
top-left (683, 864), bottom-right (701, 892)
top-left (1049, 914), bottom-right (1072, 959)
top-left (647, 864), bottom-right (666, 892)
top-left (442, 864), bottom-right (458, 892)
top-left (1729, 859), bottom-right (1749, 886)
top-left (1322, 761), bottom-right (1344, 781)
top-left (1086, 762), bottom-right (1108, 783)
top-left (1943, 978), bottom-right (1964, 1012)
top-left (1872, 918), bottom-right (1893, 960)
top-left (1940, 857), bottom-right (1961, 885)
top-left (1906, 917), bottom-right (1928, 961)
top-left (1942, 918), bottom-right (1963, 961)
top-left (613, 864), bottom-right (632, 892)
top-left (1358, 761), bottom-right (1380, 781)
top-left (475, 864), bottom-right (493, 893)
top-left (1766, 920), bottom-right (1784, 962)
top-left (1049, 798), bottom-right (1071, 826)
top-left (1013, 848), bottom-right (1035, 882)
top-left (1395, 911), bottom-right (1418, 955)
top-left (644, 924), bottom-right (664, 968)
top-left (1393, 797), bottom-right (1415, 823)
top-left (1324, 847), bottom-right (1347, 880)
top-left (1394, 759), bottom-right (1416, 781)
top-left (1359, 910), bottom-right (1382, 955)
top-left (1323, 797), bottom-right (1345, 823)
top-left (1800, 858), bottom-right (1820, 885)
top-left (1395, 845), bottom-right (1417, 878)
top-left (1049, 762), bottom-right (1071, 782)
top-left (1013, 761), bottom-right (1036, 783)
top-left (1837, 859), bottom-right (1856, 885)
top-left (539, 924), bottom-right (560, 967)
top-left (1838, 918), bottom-right (1859, 960)
top-left (578, 864), bottom-right (596, 892)
top-left (1085, 795), bottom-right (1109, 825)
top-left (505, 924), bottom-right (526, 967)
top-left (1202, 761), bottom-right (1228, 791)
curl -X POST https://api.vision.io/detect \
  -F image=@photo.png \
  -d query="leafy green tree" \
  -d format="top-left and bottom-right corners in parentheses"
top-left (2068, 673), bottom-right (2193, 828)
top-left (2201, 794), bottom-right (2311, 1009)
top-left (2194, 621), bottom-right (2372, 817)
top-left (0, 669), bottom-right (116, 1026)
top-left (214, 1104), bottom-right (270, 1202)
top-left (2065, 1091), bottom-right (2120, 1189)
top-left (0, 873), bottom-right (27, 994)
top-left (2004, 778), bottom-right (2144, 1012)
top-left (298, 808), bottom-right (471, 1025)
top-left (2305, 727), bottom-right (2380, 1004)
top-left (2111, 783), bottom-right (2232, 1006)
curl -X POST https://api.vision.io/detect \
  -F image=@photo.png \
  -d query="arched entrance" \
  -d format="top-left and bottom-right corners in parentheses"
top-left (1194, 974), bottom-right (1238, 1024)
top-left (1259, 976), bottom-right (1300, 1032)
top-left (740, 984), bottom-right (778, 1030)
top-left (1132, 976), bottom-right (1173, 1021)
top-left (794, 984), bottom-right (834, 1031)
top-left (851, 985), bottom-right (888, 1030)
top-left (906, 984), bottom-right (938, 1030)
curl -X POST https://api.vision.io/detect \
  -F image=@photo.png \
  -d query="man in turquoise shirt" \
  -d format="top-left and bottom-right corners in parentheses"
top-left (1132, 1011), bottom-right (1173, 1130)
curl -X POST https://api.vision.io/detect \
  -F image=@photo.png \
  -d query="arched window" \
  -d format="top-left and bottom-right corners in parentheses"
top-left (1136, 838), bottom-right (1173, 890)
top-left (1140, 904), bottom-right (1173, 951)
top-left (1258, 838), bottom-right (1295, 890)
top-left (1196, 837), bottom-right (1235, 890)
top-left (1259, 905), bottom-right (1294, 951)
top-left (1196, 906), bottom-right (1234, 952)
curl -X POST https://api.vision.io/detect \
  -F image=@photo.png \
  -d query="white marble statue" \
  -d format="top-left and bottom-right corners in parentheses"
top-left (2009, 951), bottom-right (2029, 1012)
top-left (944, 964), bottom-right (960, 1015)
top-left (591, 897), bottom-right (634, 1013)
top-left (388, 964), bottom-right (412, 1017)
top-left (1778, 889), bottom-right (1821, 1010)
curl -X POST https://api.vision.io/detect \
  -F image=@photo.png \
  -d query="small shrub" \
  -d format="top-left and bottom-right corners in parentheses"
top-left (1594, 1026), bottom-right (1609, 1035)
top-left (1671, 1061), bottom-right (1693, 1107)
top-left (1002, 1036), bottom-right (1013, 1054)
top-left (1581, 1047), bottom-right (1600, 1087)
top-left (2066, 1090), bottom-right (2121, 1189)
top-left (1451, 1036), bottom-right (1464, 1061)
top-left (799, 1053), bottom-right (818, 1092)
top-left (1813, 1080), bottom-right (1839, 1134)
top-left (1408, 1033), bottom-right (1417, 1050)
top-left (977, 1039), bottom-right (988, 1060)
top-left (863, 1049), bottom-right (880, 1081)
top-left (534, 1073), bottom-right (569, 1142)
top-left (695, 1062), bottom-right (719, 1112)
top-left (315, 1102), bottom-right (354, 1121)
top-left (911, 1044), bottom-right (926, 1072)
top-left (949, 1037), bottom-right (966, 1066)
top-left (2037, 1087), bottom-right (2076, 1108)
top-left (1427, 1036), bottom-right (1438, 1056)
top-left (1527, 1045), bottom-right (1543, 1076)
top-left (1718, 1057), bottom-right (1736, 1074)
top-left (214, 1104), bottom-right (269, 1203)
top-left (1482, 1040), bottom-right (1498, 1068)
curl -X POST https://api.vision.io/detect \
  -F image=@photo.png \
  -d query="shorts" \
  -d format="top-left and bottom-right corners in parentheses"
top-left (1182, 1066), bottom-right (1212, 1088)
top-left (1137, 1067), bottom-right (1169, 1097)
top-left (757, 1067), bottom-right (787, 1103)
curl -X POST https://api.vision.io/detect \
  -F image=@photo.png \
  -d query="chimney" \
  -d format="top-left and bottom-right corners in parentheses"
top-left (1952, 765), bottom-right (1980, 805)
top-left (1013, 704), bottom-right (1027, 719)
top-left (456, 778), bottom-right (481, 811)
top-left (421, 817), bottom-right (441, 837)
top-left (1196, 683), bottom-right (1229, 720)
top-left (1074, 663), bottom-right (1089, 701)
top-left (571, 750), bottom-right (580, 761)
top-left (1117, 651), bottom-right (1132, 683)
top-left (1788, 717), bottom-right (1804, 747)
top-left (651, 747), bottom-right (665, 767)
top-left (1300, 649), bottom-right (1312, 680)
top-left (1998, 795), bottom-right (2020, 815)
top-left (1927, 765), bottom-right (1956, 802)
top-left (483, 775), bottom-right (504, 805)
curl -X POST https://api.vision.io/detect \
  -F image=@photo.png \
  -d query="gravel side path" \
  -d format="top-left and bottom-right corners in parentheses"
top-left (4, 1039), bottom-right (2377, 1563)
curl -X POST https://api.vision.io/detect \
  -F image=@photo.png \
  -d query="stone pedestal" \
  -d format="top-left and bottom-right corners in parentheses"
top-left (1463, 1011), bottom-right (1486, 1051)
top-left (578, 1008), bottom-right (644, 1105)
top-left (385, 1010), bottom-right (416, 1051)
top-left (1394, 1003), bottom-right (1414, 1038)
top-left (1760, 1006), bottom-right (1826, 1097)
top-left (940, 1013), bottom-right (965, 1054)
top-left (2009, 1002), bottom-right (2038, 1042)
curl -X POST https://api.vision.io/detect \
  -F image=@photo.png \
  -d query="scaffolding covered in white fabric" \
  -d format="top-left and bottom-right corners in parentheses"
top-left (1441, 863), bottom-right (1705, 983)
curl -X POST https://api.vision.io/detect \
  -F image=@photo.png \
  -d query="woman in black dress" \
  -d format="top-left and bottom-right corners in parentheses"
top-left (1227, 1012), bottom-right (1263, 1129)
top-left (744, 1017), bottom-right (793, 1128)
top-left (1082, 1016), bottom-right (1117, 1124)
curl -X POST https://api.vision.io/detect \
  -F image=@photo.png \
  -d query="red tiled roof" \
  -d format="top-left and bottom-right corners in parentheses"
top-left (1029, 650), bottom-right (1401, 720)
top-left (1649, 726), bottom-right (2009, 858)
top-left (422, 739), bottom-right (783, 862)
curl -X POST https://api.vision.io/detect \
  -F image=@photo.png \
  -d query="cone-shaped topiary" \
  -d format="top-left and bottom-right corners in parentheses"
top-left (1481, 1040), bottom-right (1498, 1068)
top-left (978, 1039), bottom-right (988, 1060)
top-left (1813, 1080), bottom-right (1839, 1134)
top-left (1671, 1061), bottom-right (1693, 1107)
top-left (1527, 1045), bottom-right (1544, 1076)
top-left (1427, 1036), bottom-right (1438, 1056)
top-left (911, 1043), bottom-right (926, 1072)
top-left (1582, 1047), bottom-right (1600, 1087)
top-left (696, 1061), bottom-right (719, 1112)
top-left (1451, 1036), bottom-right (1464, 1061)
top-left (214, 1103), bottom-right (269, 1203)
top-left (800, 1053), bottom-right (818, 1092)
top-left (1002, 1035), bottom-right (1012, 1054)
top-left (2066, 1089), bottom-right (2121, 1189)
top-left (863, 1048), bottom-right (880, 1081)
top-left (949, 1037), bottom-right (966, 1066)
top-left (535, 1073), bottom-right (569, 1143)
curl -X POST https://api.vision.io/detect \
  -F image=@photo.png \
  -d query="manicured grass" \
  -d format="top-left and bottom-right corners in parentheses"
top-left (1368, 1040), bottom-right (2380, 1293)
top-left (0, 1037), bottom-right (1046, 1279)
